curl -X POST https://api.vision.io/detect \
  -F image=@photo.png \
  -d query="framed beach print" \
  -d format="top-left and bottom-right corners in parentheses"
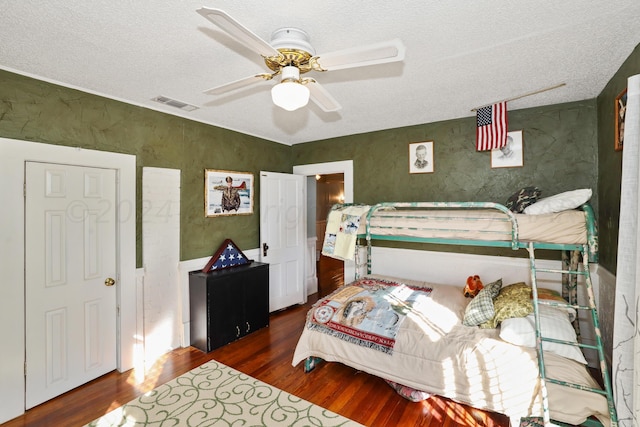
top-left (491, 130), bottom-right (523, 168)
top-left (409, 141), bottom-right (434, 174)
top-left (205, 169), bottom-right (254, 217)
top-left (615, 88), bottom-right (627, 151)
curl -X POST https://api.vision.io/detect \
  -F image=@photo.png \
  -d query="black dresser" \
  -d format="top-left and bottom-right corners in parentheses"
top-left (189, 262), bottom-right (269, 352)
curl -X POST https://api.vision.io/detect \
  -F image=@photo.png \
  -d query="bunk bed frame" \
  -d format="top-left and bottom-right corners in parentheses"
top-left (350, 201), bottom-right (616, 427)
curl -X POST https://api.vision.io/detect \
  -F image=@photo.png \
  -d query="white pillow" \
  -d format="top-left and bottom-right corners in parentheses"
top-left (499, 305), bottom-right (587, 364)
top-left (523, 188), bottom-right (592, 215)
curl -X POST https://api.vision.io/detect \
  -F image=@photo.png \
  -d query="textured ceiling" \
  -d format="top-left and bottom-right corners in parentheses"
top-left (1, 1), bottom-right (639, 145)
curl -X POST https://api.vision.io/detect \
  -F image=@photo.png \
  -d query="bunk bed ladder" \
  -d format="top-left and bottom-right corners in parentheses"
top-left (527, 243), bottom-right (617, 427)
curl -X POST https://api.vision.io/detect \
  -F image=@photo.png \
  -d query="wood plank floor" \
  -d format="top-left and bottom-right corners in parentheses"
top-left (3, 294), bottom-right (510, 427)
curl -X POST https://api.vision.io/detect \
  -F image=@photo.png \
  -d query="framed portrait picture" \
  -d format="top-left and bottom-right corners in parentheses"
top-left (409, 141), bottom-right (434, 174)
top-left (205, 169), bottom-right (254, 217)
top-left (491, 130), bottom-right (523, 168)
top-left (615, 88), bottom-right (627, 151)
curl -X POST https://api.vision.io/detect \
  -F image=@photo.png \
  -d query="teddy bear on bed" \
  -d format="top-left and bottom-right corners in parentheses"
top-left (464, 275), bottom-right (484, 298)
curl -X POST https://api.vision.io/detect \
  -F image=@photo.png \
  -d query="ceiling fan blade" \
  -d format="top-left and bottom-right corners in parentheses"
top-left (196, 7), bottom-right (280, 58)
top-left (311, 39), bottom-right (405, 72)
top-left (304, 79), bottom-right (342, 112)
top-left (204, 74), bottom-right (273, 95)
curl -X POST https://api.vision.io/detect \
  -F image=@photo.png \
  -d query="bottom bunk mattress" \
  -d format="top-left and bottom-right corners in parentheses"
top-left (292, 275), bottom-right (610, 426)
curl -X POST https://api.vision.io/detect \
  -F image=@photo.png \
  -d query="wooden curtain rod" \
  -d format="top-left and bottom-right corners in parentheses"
top-left (470, 83), bottom-right (566, 112)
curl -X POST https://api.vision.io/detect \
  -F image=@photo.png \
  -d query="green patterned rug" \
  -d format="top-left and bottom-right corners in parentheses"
top-left (87, 360), bottom-right (363, 426)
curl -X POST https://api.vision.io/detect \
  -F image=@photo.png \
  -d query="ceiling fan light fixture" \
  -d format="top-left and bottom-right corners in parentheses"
top-left (197, 9), bottom-right (404, 113)
top-left (271, 82), bottom-right (310, 111)
top-left (270, 28), bottom-right (315, 55)
top-left (271, 66), bottom-right (309, 111)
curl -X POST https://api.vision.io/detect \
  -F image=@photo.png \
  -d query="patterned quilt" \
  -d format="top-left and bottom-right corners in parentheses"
top-left (321, 205), bottom-right (370, 261)
top-left (307, 277), bottom-right (432, 354)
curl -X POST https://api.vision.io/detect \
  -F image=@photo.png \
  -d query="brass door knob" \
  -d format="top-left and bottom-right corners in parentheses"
top-left (104, 277), bottom-right (115, 287)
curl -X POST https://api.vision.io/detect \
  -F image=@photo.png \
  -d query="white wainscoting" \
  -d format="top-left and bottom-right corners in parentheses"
top-left (594, 264), bottom-right (616, 368)
top-left (142, 167), bottom-right (181, 367)
top-left (306, 237), bottom-right (318, 295)
top-left (134, 268), bottom-right (146, 378)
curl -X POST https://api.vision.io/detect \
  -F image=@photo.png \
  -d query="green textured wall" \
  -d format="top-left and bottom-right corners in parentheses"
top-left (293, 100), bottom-right (598, 259)
top-left (1, 58), bottom-right (632, 267)
top-left (294, 101), bottom-right (597, 207)
top-left (597, 43), bottom-right (640, 273)
top-left (595, 43), bottom-right (640, 360)
top-left (0, 70), bottom-right (292, 267)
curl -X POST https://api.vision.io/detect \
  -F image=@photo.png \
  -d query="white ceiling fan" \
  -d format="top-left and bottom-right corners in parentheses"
top-left (196, 7), bottom-right (406, 112)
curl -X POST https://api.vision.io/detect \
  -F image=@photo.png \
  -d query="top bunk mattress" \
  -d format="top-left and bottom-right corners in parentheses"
top-left (360, 208), bottom-right (589, 245)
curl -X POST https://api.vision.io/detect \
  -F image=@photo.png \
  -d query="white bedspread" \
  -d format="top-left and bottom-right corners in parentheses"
top-left (292, 275), bottom-right (610, 425)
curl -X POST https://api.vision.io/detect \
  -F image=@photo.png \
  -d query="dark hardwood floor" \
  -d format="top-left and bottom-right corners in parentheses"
top-left (3, 294), bottom-right (509, 427)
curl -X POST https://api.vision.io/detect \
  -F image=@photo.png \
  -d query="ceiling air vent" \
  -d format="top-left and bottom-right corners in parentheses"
top-left (152, 96), bottom-right (198, 112)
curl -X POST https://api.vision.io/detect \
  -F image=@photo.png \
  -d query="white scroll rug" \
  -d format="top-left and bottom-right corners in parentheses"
top-left (87, 360), bottom-right (363, 426)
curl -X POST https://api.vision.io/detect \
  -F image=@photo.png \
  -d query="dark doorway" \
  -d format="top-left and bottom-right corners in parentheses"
top-left (315, 173), bottom-right (344, 297)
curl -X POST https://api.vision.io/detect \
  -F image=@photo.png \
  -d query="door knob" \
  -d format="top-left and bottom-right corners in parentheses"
top-left (104, 277), bottom-right (115, 287)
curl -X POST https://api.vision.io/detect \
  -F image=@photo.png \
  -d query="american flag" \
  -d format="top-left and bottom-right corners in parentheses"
top-left (476, 101), bottom-right (508, 151)
top-left (209, 241), bottom-right (249, 270)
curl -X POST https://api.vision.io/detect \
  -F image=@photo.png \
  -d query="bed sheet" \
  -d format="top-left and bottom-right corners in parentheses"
top-left (292, 275), bottom-right (609, 426)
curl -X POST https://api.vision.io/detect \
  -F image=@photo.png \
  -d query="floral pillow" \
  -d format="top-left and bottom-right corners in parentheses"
top-left (504, 187), bottom-right (542, 213)
top-left (536, 287), bottom-right (576, 321)
top-left (481, 282), bottom-right (533, 328)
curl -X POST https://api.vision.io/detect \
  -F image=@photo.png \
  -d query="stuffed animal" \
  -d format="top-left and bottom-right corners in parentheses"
top-left (464, 275), bottom-right (484, 298)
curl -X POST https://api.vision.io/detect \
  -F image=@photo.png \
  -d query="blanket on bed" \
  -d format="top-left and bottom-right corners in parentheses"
top-left (293, 275), bottom-right (611, 426)
top-left (307, 277), bottom-right (432, 354)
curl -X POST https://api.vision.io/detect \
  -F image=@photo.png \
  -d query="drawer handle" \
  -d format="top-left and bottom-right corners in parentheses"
top-left (246, 321), bottom-right (250, 333)
top-left (236, 326), bottom-right (240, 337)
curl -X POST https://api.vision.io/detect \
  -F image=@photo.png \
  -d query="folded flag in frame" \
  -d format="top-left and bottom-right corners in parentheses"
top-left (476, 101), bottom-right (508, 151)
top-left (202, 238), bottom-right (252, 273)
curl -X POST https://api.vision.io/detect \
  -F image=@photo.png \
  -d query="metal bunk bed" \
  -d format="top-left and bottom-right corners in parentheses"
top-left (353, 201), bottom-right (617, 427)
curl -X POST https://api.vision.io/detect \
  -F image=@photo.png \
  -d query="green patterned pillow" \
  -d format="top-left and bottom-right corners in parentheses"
top-left (481, 282), bottom-right (533, 328)
top-left (463, 287), bottom-right (496, 326)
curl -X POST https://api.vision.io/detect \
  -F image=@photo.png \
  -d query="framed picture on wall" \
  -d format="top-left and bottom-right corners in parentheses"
top-left (205, 169), bottom-right (254, 217)
top-left (491, 130), bottom-right (524, 168)
top-left (409, 141), bottom-right (434, 174)
top-left (615, 88), bottom-right (627, 151)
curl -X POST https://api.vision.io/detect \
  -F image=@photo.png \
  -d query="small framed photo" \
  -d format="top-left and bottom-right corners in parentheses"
top-left (409, 141), bottom-right (434, 174)
top-left (615, 88), bottom-right (627, 151)
top-left (491, 130), bottom-right (523, 168)
top-left (205, 169), bottom-right (254, 217)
